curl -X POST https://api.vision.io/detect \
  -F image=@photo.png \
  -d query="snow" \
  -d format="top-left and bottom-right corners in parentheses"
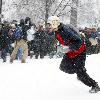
top-left (0, 54), bottom-right (100, 100)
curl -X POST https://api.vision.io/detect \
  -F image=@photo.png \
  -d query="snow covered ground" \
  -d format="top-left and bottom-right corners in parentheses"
top-left (0, 54), bottom-right (100, 100)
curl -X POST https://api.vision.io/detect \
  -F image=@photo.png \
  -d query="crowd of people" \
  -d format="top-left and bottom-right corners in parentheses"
top-left (79, 27), bottom-right (100, 55)
top-left (0, 17), bottom-right (100, 63)
top-left (0, 17), bottom-right (58, 63)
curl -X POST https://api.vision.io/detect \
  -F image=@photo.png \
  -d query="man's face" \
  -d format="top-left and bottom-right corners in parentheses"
top-left (48, 23), bottom-right (58, 32)
top-left (11, 27), bottom-right (16, 32)
top-left (92, 28), bottom-right (96, 33)
top-left (52, 20), bottom-right (59, 28)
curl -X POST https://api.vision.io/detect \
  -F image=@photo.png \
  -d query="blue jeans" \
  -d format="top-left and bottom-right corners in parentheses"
top-left (17, 48), bottom-right (23, 60)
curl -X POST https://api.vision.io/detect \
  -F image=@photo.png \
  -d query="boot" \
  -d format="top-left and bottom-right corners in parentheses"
top-left (89, 83), bottom-right (100, 93)
top-left (30, 53), bottom-right (33, 59)
top-left (10, 59), bottom-right (13, 63)
top-left (21, 59), bottom-right (26, 63)
top-left (3, 58), bottom-right (6, 62)
top-left (35, 55), bottom-right (38, 59)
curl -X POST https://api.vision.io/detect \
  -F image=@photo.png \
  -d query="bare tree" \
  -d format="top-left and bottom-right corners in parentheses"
top-left (0, 0), bottom-right (2, 22)
top-left (78, 0), bottom-right (100, 27)
top-left (70, 0), bottom-right (78, 27)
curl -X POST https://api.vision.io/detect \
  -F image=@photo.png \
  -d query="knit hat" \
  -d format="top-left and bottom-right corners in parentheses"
top-left (47, 16), bottom-right (60, 29)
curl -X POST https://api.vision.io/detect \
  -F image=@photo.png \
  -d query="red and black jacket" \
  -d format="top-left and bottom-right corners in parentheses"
top-left (56, 23), bottom-right (86, 58)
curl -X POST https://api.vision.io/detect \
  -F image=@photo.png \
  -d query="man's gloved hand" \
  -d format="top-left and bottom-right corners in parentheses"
top-left (61, 45), bottom-right (70, 53)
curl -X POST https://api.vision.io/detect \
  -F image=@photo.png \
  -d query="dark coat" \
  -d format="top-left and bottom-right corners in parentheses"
top-left (56, 23), bottom-right (87, 74)
top-left (56, 23), bottom-right (86, 58)
top-left (34, 30), bottom-right (47, 56)
top-left (0, 33), bottom-right (7, 49)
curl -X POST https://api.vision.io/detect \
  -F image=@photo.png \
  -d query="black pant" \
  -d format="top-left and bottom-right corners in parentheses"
top-left (60, 51), bottom-right (97, 87)
top-left (76, 69), bottom-right (96, 87)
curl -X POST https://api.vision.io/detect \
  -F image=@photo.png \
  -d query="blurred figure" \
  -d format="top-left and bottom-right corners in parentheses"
top-left (0, 22), bottom-right (10, 62)
top-left (34, 24), bottom-right (47, 59)
top-left (10, 24), bottom-right (28, 63)
top-left (27, 25), bottom-right (35, 58)
top-left (89, 28), bottom-right (98, 54)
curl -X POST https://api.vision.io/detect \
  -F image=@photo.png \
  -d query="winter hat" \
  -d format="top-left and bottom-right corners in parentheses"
top-left (10, 24), bottom-right (16, 29)
top-left (47, 16), bottom-right (60, 29)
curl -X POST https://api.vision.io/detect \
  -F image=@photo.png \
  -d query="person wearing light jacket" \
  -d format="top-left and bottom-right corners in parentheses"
top-left (27, 25), bottom-right (35, 58)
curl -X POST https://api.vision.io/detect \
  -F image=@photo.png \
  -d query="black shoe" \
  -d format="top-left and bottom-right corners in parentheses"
top-left (30, 53), bottom-right (33, 59)
top-left (21, 59), bottom-right (26, 63)
top-left (3, 59), bottom-right (6, 62)
top-left (3, 60), bottom-right (6, 62)
top-left (10, 59), bottom-right (13, 63)
top-left (89, 84), bottom-right (100, 93)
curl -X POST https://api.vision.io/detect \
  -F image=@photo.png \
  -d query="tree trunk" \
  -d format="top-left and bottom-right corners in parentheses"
top-left (70, 0), bottom-right (78, 27)
top-left (0, 0), bottom-right (2, 22)
top-left (45, 0), bottom-right (50, 28)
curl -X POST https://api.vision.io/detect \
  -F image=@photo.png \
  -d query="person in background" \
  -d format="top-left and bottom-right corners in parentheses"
top-left (10, 24), bottom-right (28, 63)
top-left (0, 22), bottom-right (10, 62)
top-left (27, 25), bottom-right (35, 58)
top-left (34, 24), bottom-right (47, 59)
top-left (46, 26), bottom-right (58, 58)
top-left (89, 28), bottom-right (98, 54)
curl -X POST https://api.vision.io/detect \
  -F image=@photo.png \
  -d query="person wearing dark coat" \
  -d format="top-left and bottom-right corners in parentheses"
top-left (0, 23), bottom-right (10, 62)
top-left (47, 16), bottom-right (100, 93)
top-left (34, 25), bottom-right (47, 59)
top-left (2, 22), bottom-right (11, 52)
top-left (46, 31), bottom-right (58, 58)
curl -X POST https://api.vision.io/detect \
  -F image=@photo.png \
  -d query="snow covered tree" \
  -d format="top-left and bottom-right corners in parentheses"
top-left (14, 0), bottom-right (57, 25)
top-left (78, 0), bottom-right (100, 28)
top-left (70, 0), bottom-right (78, 27)
top-left (0, 0), bottom-right (2, 22)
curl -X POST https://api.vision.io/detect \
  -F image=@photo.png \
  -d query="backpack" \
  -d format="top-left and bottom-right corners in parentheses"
top-left (14, 27), bottom-right (23, 40)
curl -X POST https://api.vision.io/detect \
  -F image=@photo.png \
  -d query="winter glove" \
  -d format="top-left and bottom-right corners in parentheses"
top-left (61, 45), bottom-right (70, 53)
top-left (11, 43), bottom-right (14, 47)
